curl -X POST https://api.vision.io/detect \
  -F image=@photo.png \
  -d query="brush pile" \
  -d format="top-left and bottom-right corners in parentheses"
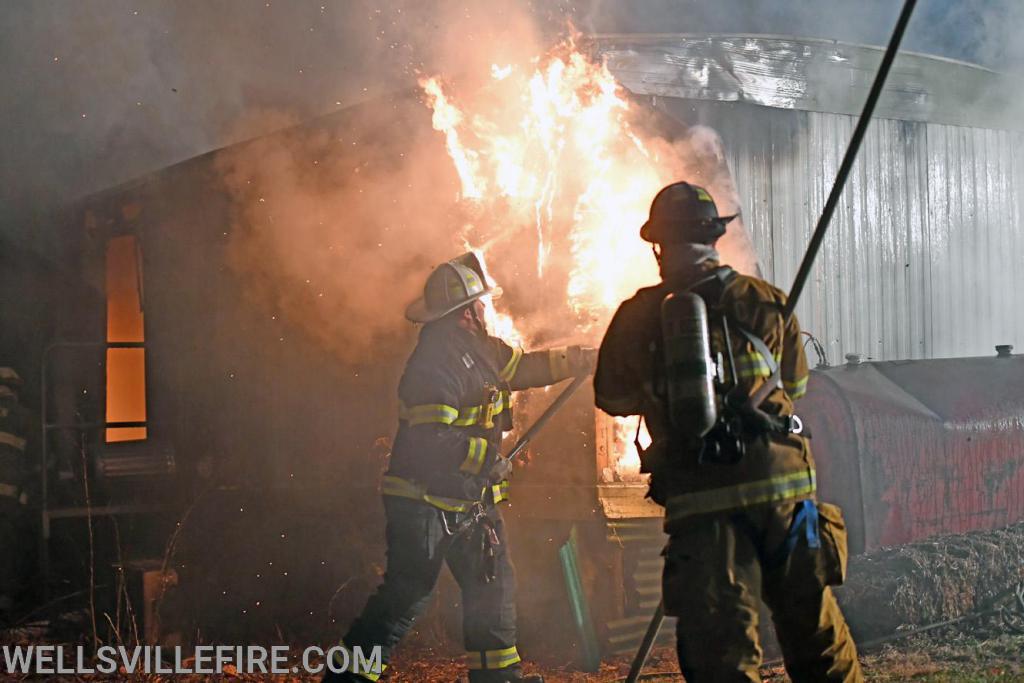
top-left (837, 522), bottom-right (1024, 638)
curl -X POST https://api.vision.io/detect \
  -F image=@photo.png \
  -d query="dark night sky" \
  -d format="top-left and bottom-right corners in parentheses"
top-left (1, 0), bottom-right (1022, 239)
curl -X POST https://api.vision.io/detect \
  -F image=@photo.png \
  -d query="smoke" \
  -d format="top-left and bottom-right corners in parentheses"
top-left (644, 125), bottom-right (761, 277)
top-left (212, 1), bottom-right (558, 363)
top-left (4, 0), bottom-right (1023, 248)
top-left (0, 0), bottom-right (548, 243)
top-left (214, 19), bottom-right (768, 364)
top-left (5, 0), bottom-right (1022, 358)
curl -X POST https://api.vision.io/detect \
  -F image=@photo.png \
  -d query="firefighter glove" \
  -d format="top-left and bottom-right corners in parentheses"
top-left (489, 456), bottom-right (514, 482)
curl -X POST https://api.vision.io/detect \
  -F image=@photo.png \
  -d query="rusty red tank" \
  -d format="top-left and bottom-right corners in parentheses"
top-left (803, 349), bottom-right (1024, 554)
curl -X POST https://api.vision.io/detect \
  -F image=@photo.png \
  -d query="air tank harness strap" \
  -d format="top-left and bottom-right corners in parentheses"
top-left (768, 499), bottom-right (820, 567)
top-left (729, 325), bottom-right (803, 436)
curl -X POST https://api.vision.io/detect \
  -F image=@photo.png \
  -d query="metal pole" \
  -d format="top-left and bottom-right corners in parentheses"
top-left (783, 0), bottom-right (918, 319)
top-left (626, 3), bottom-right (920, 680)
top-left (624, 600), bottom-right (665, 683)
top-left (504, 373), bottom-right (588, 462)
top-left (745, 0), bottom-right (919, 411)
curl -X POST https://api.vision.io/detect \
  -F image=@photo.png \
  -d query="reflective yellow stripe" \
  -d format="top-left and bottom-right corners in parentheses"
top-left (666, 470), bottom-right (816, 521)
top-left (453, 405), bottom-right (482, 426)
top-left (398, 402), bottom-right (459, 426)
top-left (499, 347), bottom-right (524, 382)
top-left (548, 347), bottom-right (570, 380)
top-left (466, 646), bottom-right (521, 670)
top-left (403, 393), bottom-right (510, 429)
top-left (0, 431), bottom-right (26, 451)
top-left (381, 475), bottom-right (479, 512)
top-left (460, 437), bottom-right (488, 475)
top-left (490, 480), bottom-right (510, 505)
top-left (331, 641), bottom-right (386, 681)
top-left (456, 392), bottom-right (511, 427)
top-left (734, 352), bottom-right (775, 379)
top-left (784, 376), bottom-right (809, 399)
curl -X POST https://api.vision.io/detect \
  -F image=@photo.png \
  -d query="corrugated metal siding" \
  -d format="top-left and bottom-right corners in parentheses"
top-left (670, 99), bottom-right (1024, 362)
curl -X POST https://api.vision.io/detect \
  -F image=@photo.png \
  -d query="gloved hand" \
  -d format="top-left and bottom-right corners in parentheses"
top-left (488, 456), bottom-right (514, 482)
top-left (568, 345), bottom-right (599, 376)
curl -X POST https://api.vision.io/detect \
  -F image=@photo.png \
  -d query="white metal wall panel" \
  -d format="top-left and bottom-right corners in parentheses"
top-left (717, 108), bottom-right (1024, 363)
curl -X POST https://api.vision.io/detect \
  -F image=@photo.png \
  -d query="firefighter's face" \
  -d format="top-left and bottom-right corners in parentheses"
top-left (461, 299), bottom-right (488, 335)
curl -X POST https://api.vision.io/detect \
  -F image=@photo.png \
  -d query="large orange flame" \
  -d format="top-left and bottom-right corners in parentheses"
top-left (421, 39), bottom-right (675, 481)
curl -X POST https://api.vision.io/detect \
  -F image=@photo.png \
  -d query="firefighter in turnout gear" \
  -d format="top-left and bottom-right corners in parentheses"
top-left (325, 253), bottom-right (596, 683)
top-left (0, 367), bottom-right (29, 617)
top-left (594, 183), bottom-right (862, 682)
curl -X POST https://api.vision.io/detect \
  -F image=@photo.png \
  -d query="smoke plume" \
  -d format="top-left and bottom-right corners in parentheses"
top-left (214, 16), bottom-right (766, 364)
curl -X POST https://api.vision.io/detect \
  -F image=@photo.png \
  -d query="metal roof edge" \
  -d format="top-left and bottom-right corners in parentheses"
top-left (589, 33), bottom-right (1023, 131)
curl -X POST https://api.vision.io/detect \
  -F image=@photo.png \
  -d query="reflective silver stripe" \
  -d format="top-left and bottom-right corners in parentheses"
top-left (402, 392), bottom-right (510, 429)
top-left (398, 402), bottom-right (459, 426)
top-left (733, 352), bottom-right (774, 379)
top-left (455, 392), bottom-right (510, 427)
top-left (381, 475), bottom-right (479, 513)
top-left (0, 431), bottom-right (26, 451)
top-left (666, 470), bottom-right (816, 521)
top-left (499, 347), bottom-right (524, 382)
top-left (331, 641), bottom-right (385, 681)
top-left (453, 406), bottom-right (482, 426)
top-left (466, 646), bottom-right (521, 670)
top-left (489, 647), bottom-right (521, 669)
top-left (489, 480), bottom-right (510, 504)
top-left (784, 376), bottom-right (809, 399)
top-left (460, 437), bottom-right (488, 475)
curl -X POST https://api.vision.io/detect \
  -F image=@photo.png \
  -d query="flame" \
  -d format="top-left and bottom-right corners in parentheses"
top-left (421, 77), bottom-right (483, 200)
top-left (421, 38), bottom-right (677, 479)
top-left (420, 41), bottom-right (665, 331)
top-left (610, 416), bottom-right (650, 482)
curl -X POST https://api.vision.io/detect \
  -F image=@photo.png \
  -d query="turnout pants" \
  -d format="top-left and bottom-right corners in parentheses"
top-left (663, 501), bottom-right (863, 682)
top-left (334, 496), bottom-right (520, 682)
top-left (0, 498), bottom-right (23, 613)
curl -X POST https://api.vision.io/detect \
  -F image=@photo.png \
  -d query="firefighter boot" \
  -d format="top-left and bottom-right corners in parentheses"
top-left (321, 669), bottom-right (365, 682)
top-left (468, 668), bottom-right (543, 683)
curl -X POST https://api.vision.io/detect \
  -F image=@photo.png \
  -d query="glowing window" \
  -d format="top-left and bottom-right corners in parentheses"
top-left (105, 235), bottom-right (147, 442)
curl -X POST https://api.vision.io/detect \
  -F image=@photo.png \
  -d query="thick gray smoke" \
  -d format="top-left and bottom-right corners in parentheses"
top-left (4, 0), bottom-right (1023, 248)
top-left (0, 1), bottom-right (561, 245)
top-left (208, 1), bottom-right (564, 364)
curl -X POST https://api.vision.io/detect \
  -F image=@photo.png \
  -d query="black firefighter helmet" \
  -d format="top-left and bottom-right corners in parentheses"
top-left (640, 181), bottom-right (738, 245)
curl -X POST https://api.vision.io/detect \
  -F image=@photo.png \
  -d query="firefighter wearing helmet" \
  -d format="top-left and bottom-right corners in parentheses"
top-left (324, 253), bottom-right (596, 683)
top-left (0, 366), bottom-right (29, 617)
top-left (594, 183), bottom-right (863, 681)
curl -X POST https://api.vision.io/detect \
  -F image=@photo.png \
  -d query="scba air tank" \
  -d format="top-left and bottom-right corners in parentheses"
top-left (661, 291), bottom-right (717, 437)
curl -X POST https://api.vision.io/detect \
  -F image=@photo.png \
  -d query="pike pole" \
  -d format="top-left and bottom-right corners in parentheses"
top-left (623, 2), bottom-right (919, 680)
top-left (440, 374), bottom-right (589, 565)
top-left (505, 373), bottom-right (588, 462)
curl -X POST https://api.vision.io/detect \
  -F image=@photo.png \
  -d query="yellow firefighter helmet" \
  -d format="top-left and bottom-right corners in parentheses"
top-left (405, 254), bottom-right (498, 323)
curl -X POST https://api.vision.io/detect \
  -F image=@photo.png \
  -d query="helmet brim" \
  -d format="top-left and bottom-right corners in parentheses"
top-left (640, 213), bottom-right (739, 243)
top-left (404, 287), bottom-right (497, 323)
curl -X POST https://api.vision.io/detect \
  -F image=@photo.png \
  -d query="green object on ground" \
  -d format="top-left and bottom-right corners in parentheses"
top-left (559, 525), bottom-right (601, 673)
